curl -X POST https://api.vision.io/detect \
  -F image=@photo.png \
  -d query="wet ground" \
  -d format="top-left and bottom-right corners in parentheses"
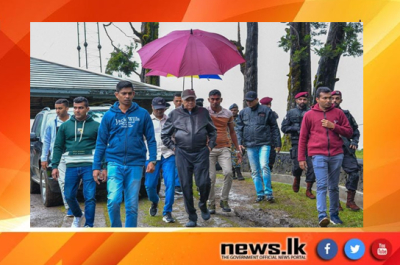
top-left (31, 173), bottom-right (320, 228)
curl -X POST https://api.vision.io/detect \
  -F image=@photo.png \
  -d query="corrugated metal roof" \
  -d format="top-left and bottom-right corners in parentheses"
top-left (30, 57), bottom-right (171, 92)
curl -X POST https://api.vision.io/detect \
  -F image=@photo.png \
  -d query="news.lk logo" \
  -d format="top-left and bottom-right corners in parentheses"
top-left (371, 239), bottom-right (392, 260)
top-left (220, 237), bottom-right (307, 261)
top-left (316, 239), bottom-right (338, 260)
top-left (344, 239), bottom-right (365, 260)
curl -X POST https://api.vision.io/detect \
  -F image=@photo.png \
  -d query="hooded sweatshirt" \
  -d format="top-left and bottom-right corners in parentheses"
top-left (93, 101), bottom-right (156, 170)
top-left (298, 104), bottom-right (353, 161)
top-left (52, 115), bottom-right (99, 168)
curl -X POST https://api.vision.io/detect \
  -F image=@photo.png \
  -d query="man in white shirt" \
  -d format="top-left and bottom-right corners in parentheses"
top-left (145, 97), bottom-right (177, 223)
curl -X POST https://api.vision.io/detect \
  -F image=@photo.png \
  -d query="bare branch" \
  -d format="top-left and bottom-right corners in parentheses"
top-left (103, 22), bottom-right (124, 53)
top-left (112, 23), bottom-right (141, 44)
top-left (129, 22), bottom-right (143, 40)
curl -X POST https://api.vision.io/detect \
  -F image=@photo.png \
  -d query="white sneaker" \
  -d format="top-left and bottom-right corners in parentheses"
top-left (71, 212), bottom-right (84, 228)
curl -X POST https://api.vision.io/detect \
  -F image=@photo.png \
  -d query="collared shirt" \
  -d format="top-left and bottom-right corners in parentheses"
top-left (147, 113), bottom-right (174, 160)
top-left (206, 106), bottom-right (233, 148)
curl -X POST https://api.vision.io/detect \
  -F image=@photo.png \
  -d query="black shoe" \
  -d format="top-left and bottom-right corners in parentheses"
top-left (220, 200), bottom-right (232, 212)
top-left (162, 212), bottom-right (175, 223)
top-left (201, 209), bottom-right (211, 221)
top-left (266, 196), bottom-right (275, 203)
top-left (175, 186), bottom-right (183, 195)
top-left (255, 196), bottom-right (265, 203)
top-left (185, 220), bottom-right (197, 227)
top-left (149, 202), bottom-right (158, 216)
top-left (236, 168), bottom-right (245, 181)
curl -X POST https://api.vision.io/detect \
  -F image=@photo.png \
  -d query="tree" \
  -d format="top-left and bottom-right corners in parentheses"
top-left (230, 23), bottom-right (258, 108)
top-left (279, 23), bottom-right (312, 111)
top-left (243, 23), bottom-right (259, 109)
top-left (103, 22), bottom-right (160, 86)
top-left (278, 22), bottom-right (312, 150)
top-left (313, 22), bottom-right (363, 102)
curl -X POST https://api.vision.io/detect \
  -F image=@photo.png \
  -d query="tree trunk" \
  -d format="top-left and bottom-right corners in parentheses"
top-left (243, 22), bottom-right (258, 109)
top-left (138, 22), bottom-right (160, 86)
top-left (286, 22), bottom-right (311, 111)
top-left (313, 22), bottom-right (346, 103)
top-left (282, 23), bottom-right (311, 151)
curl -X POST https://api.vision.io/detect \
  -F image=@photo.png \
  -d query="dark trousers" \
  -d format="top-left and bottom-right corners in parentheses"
top-left (342, 147), bottom-right (360, 191)
top-left (291, 145), bottom-right (315, 183)
top-left (269, 146), bottom-right (276, 171)
top-left (175, 146), bottom-right (211, 222)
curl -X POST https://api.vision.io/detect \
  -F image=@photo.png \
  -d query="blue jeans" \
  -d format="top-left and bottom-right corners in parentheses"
top-left (247, 145), bottom-right (272, 196)
top-left (145, 155), bottom-right (176, 216)
top-left (107, 162), bottom-right (143, 227)
top-left (64, 166), bottom-right (96, 227)
top-left (312, 154), bottom-right (344, 219)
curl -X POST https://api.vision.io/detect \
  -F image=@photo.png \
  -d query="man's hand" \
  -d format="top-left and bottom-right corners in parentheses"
top-left (41, 161), bottom-right (48, 170)
top-left (299, 161), bottom-right (307, 171)
top-left (349, 144), bottom-right (357, 150)
top-left (208, 146), bottom-right (211, 152)
top-left (239, 145), bottom-right (245, 153)
top-left (236, 152), bottom-right (242, 164)
top-left (146, 162), bottom-right (155, 173)
top-left (275, 147), bottom-right (281, 154)
top-left (321, 119), bottom-right (335, 129)
top-left (51, 168), bottom-right (59, 180)
top-left (93, 169), bottom-right (107, 185)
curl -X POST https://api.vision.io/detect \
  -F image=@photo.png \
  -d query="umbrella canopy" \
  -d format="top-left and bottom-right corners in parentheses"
top-left (138, 29), bottom-right (245, 78)
top-left (146, 69), bottom-right (222, 80)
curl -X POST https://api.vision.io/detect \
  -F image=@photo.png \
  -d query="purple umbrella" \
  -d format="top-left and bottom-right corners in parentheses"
top-left (138, 29), bottom-right (245, 78)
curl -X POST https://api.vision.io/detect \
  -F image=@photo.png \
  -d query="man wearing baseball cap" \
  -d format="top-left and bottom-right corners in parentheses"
top-left (281, 91), bottom-right (316, 199)
top-left (235, 91), bottom-right (281, 203)
top-left (145, 97), bottom-right (178, 223)
top-left (331, 90), bottom-right (361, 211)
top-left (162, 89), bottom-right (217, 227)
top-left (260, 97), bottom-right (281, 172)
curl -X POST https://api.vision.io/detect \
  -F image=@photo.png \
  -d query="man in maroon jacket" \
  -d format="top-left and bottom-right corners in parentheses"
top-left (298, 87), bottom-right (353, 227)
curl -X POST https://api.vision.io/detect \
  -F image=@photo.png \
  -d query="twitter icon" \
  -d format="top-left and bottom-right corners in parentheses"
top-left (344, 239), bottom-right (365, 260)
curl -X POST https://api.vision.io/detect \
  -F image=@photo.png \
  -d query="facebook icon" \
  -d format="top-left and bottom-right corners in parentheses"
top-left (317, 239), bottom-right (338, 260)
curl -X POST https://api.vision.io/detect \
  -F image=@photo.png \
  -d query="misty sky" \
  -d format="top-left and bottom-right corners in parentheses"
top-left (31, 22), bottom-right (363, 148)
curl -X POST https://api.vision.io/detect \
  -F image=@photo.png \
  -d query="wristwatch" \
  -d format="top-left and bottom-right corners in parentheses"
top-left (150, 161), bottom-right (157, 165)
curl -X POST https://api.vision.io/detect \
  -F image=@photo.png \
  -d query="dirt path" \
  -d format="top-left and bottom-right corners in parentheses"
top-left (137, 173), bottom-right (315, 228)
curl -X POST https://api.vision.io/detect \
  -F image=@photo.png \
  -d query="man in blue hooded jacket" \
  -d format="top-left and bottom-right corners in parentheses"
top-left (93, 81), bottom-right (157, 227)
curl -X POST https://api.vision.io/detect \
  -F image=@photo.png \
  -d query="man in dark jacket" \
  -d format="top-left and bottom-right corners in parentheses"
top-left (162, 89), bottom-right (217, 227)
top-left (260, 97), bottom-right (280, 172)
top-left (281, 92), bottom-right (316, 199)
top-left (93, 81), bottom-right (157, 228)
top-left (332, 90), bottom-right (361, 211)
top-left (235, 91), bottom-right (281, 203)
top-left (298, 87), bottom-right (353, 227)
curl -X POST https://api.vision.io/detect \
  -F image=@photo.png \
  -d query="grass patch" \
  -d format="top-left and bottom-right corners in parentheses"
top-left (355, 149), bottom-right (363, 159)
top-left (257, 182), bottom-right (363, 227)
top-left (139, 198), bottom-right (183, 227)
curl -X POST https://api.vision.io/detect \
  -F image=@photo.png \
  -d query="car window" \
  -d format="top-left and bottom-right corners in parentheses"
top-left (32, 113), bottom-right (44, 137)
top-left (89, 110), bottom-right (108, 123)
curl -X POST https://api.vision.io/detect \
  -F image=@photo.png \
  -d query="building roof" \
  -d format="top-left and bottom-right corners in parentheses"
top-left (30, 57), bottom-right (179, 99)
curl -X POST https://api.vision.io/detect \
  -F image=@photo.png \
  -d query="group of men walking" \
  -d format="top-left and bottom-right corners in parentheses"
top-left (41, 80), bottom-right (361, 228)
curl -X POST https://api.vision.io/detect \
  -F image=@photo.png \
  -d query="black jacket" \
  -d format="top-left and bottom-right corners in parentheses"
top-left (235, 104), bottom-right (281, 148)
top-left (341, 108), bottom-right (360, 148)
top-left (281, 106), bottom-right (309, 146)
top-left (161, 105), bottom-right (217, 153)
